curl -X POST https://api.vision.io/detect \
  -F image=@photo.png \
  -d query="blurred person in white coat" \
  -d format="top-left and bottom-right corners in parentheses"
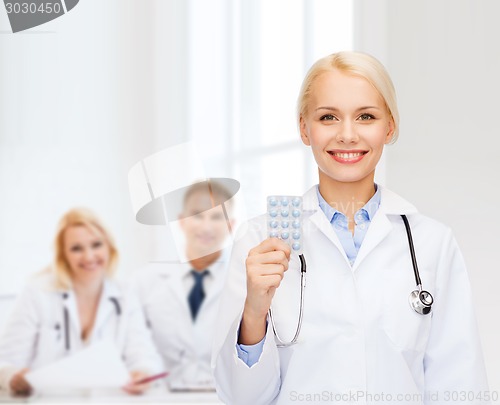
top-left (212, 52), bottom-right (490, 404)
top-left (0, 208), bottom-right (163, 396)
top-left (134, 181), bottom-right (234, 389)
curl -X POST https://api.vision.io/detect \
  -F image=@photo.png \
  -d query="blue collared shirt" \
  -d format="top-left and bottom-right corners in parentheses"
top-left (236, 184), bottom-right (381, 367)
top-left (316, 183), bottom-right (381, 266)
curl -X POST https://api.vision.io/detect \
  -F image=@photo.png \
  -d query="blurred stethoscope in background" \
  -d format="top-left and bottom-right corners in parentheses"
top-left (56, 293), bottom-right (122, 351)
top-left (268, 214), bottom-right (434, 348)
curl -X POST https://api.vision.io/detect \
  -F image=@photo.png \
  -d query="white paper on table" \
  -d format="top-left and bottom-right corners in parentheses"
top-left (25, 339), bottom-right (130, 390)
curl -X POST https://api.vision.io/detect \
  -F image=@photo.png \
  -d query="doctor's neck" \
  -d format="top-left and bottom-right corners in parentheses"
top-left (188, 250), bottom-right (222, 272)
top-left (318, 172), bottom-right (377, 219)
top-left (72, 277), bottom-right (104, 300)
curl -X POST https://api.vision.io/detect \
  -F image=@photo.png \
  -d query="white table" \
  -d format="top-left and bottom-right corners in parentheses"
top-left (0, 388), bottom-right (224, 404)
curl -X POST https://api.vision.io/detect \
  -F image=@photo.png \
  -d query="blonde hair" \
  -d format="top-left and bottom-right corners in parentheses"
top-left (297, 51), bottom-right (400, 143)
top-left (52, 208), bottom-right (118, 289)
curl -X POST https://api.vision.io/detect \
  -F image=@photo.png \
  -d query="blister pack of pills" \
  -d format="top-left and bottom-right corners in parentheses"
top-left (267, 195), bottom-right (303, 254)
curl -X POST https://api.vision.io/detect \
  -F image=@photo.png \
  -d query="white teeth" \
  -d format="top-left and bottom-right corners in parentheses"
top-left (332, 152), bottom-right (365, 159)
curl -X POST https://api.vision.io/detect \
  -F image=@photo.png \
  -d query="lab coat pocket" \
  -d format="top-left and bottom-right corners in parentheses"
top-left (31, 324), bottom-right (65, 368)
top-left (38, 323), bottom-right (64, 347)
top-left (382, 271), bottom-right (434, 353)
top-left (145, 305), bottom-right (177, 344)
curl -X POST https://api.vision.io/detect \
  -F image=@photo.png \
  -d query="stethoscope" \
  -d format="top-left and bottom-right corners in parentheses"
top-left (57, 293), bottom-right (122, 351)
top-left (268, 214), bottom-right (434, 348)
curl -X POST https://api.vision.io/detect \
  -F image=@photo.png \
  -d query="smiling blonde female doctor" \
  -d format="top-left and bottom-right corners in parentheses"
top-left (212, 52), bottom-right (490, 404)
top-left (0, 208), bottom-right (163, 396)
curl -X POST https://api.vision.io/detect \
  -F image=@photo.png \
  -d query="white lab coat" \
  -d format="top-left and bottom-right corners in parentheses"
top-left (212, 185), bottom-right (490, 405)
top-left (134, 257), bottom-right (228, 388)
top-left (0, 271), bottom-right (163, 393)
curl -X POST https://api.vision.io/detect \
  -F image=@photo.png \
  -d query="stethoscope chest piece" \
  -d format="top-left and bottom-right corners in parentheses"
top-left (409, 288), bottom-right (433, 315)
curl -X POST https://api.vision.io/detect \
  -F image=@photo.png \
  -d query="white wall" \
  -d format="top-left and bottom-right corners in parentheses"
top-left (355, 0), bottom-right (500, 392)
top-left (0, 0), bottom-right (192, 295)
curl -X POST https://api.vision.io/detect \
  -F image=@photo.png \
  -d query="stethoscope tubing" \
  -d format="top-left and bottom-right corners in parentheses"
top-left (401, 214), bottom-right (422, 288)
top-left (269, 254), bottom-right (306, 348)
top-left (64, 307), bottom-right (70, 351)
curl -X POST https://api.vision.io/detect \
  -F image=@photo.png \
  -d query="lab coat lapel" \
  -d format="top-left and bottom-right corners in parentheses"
top-left (162, 264), bottom-right (196, 351)
top-left (62, 290), bottom-right (81, 343)
top-left (303, 186), bottom-right (352, 267)
top-left (352, 186), bottom-right (419, 271)
top-left (92, 280), bottom-right (121, 335)
top-left (202, 260), bottom-right (227, 309)
top-left (351, 209), bottom-right (392, 271)
top-left (162, 264), bottom-right (192, 319)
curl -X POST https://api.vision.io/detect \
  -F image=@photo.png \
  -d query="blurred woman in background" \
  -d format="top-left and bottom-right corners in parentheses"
top-left (0, 208), bottom-right (163, 396)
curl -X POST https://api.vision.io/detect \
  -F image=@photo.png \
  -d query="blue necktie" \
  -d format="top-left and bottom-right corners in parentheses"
top-left (188, 270), bottom-right (208, 320)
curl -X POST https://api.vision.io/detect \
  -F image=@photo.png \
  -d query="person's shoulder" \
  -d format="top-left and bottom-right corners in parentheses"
top-left (229, 214), bottom-right (268, 257)
top-left (408, 212), bottom-right (452, 235)
top-left (104, 278), bottom-right (145, 313)
top-left (233, 213), bottom-right (267, 240)
top-left (15, 270), bottom-right (61, 306)
top-left (236, 212), bottom-right (267, 228)
top-left (127, 262), bottom-right (179, 293)
top-left (380, 185), bottom-right (453, 238)
top-left (24, 270), bottom-right (59, 292)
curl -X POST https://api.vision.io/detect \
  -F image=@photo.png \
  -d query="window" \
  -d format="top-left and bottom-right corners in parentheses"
top-left (190, 0), bottom-right (354, 220)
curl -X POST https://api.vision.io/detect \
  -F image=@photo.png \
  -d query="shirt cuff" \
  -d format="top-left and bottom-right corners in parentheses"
top-left (236, 337), bottom-right (266, 368)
